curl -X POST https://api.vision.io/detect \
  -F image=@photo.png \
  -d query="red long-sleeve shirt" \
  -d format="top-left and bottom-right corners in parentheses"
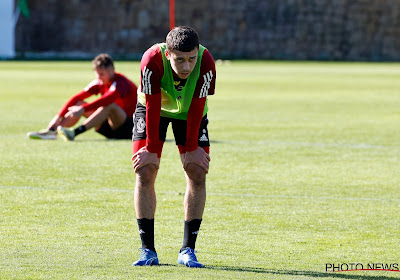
top-left (58, 72), bottom-right (137, 118)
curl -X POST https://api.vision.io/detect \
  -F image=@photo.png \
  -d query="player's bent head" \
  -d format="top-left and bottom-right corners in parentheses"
top-left (166, 26), bottom-right (199, 53)
top-left (92, 53), bottom-right (114, 70)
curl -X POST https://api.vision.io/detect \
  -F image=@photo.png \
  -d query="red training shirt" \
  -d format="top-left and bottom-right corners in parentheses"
top-left (140, 45), bottom-right (216, 153)
top-left (58, 72), bottom-right (138, 118)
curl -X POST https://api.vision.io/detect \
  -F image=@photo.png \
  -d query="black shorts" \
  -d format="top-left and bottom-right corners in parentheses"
top-left (96, 117), bottom-right (134, 139)
top-left (132, 103), bottom-right (210, 147)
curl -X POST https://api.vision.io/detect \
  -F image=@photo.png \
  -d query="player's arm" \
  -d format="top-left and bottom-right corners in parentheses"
top-left (81, 80), bottom-right (129, 113)
top-left (183, 97), bottom-right (210, 173)
top-left (183, 50), bottom-right (216, 173)
top-left (49, 84), bottom-right (97, 130)
top-left (132, 93), bottom-right (162, 172)
top-left (132, 47), bottom-right (163, 172)
top-left (56, 90), bottom-right (94, 118)
top-left (62, 81), bottom-right (102, 119)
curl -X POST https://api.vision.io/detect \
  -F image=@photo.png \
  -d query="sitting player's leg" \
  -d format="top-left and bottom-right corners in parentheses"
top-left (95, 103), bottom-right (134, 139)
top-left (27, 100), bottom-right (91, 140)
top-left (56, 100), bottom-right (93, 129)
top-left (58, 103), bottom-right (126, 141)
top-left (85, 103), bottom-right (126, 131)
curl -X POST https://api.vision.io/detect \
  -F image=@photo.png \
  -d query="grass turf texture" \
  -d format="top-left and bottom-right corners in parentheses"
top-left (0, 60), bottom-right (399, 279)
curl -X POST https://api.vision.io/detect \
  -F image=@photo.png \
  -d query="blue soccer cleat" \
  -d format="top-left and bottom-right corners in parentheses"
top-left (132, 248), bottom-right (159, 266)
top-left (177, 247), bottom-right (204, 268)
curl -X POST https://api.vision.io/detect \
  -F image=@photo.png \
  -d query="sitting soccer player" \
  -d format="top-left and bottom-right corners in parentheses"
top-left (27, 53), bottom-right (137, 141)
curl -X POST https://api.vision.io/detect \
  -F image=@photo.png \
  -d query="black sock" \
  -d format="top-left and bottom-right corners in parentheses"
top-left (137, 218), bottom-right (155, 252)
top-left (181, 219), bottom-right (202, 251)
top-left (74, 125), bottom-right (87, 136)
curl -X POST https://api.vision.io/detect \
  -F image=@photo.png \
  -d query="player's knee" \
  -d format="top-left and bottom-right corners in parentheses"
top-left (105, 102), bottom-right (120, 112)
top-left (186, 163), bottom-right (206, 184)
top-left (136, 164), bottom-right (157, 184)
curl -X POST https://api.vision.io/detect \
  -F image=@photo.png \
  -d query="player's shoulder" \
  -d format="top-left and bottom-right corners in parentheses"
top-left (199, 48), bottom-right (216, 79)
top-left (114, 72), bottom-right (138, 90)
top-left (141, 44), bottom-right (163, 79)
top-left (200, 49), bottom-right (215, 73)
top-left (84, 79), bottom-right (101, 92)
top-left (141, 44), bottom-right (162, 66)
top-left (114, 72), bottom-right (131, 83)
top-left (201, 49), bottom-right (215, 66)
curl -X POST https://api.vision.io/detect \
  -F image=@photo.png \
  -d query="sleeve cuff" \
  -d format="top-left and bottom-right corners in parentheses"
top-left (185, 145), bottom-right (198, 153)
top-left (146, 144), bottom-right (159, 154)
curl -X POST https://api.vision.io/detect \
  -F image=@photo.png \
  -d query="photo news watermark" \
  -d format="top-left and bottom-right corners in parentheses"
top-left (326, 263), bottom-right (399, 273)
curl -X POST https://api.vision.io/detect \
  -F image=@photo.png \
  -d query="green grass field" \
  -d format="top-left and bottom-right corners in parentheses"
top-left (1, 60), bottom-right (400, 279)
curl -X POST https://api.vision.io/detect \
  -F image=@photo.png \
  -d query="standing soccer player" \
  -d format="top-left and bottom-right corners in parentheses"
top-left (131, 26), bottom-right (216, 268)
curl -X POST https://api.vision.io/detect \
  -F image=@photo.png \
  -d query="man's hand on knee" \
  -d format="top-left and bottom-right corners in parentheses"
top-left (132, 147), bottom-right (160, 173)
top-left (65, 105), bottom-right (84, 119)
top-left (183, 147), bottom-right (210, 173)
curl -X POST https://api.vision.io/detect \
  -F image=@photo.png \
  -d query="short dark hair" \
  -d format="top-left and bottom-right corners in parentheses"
top-left (166, 26), bottom-right (199, 52)
top-left (92, 53), bottom-right (114, 69)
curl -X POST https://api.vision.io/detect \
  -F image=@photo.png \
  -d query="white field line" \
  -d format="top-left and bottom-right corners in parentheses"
top-left (1, 133), bottom-right (388, 149)
top-left (2, 186), bottom-right (400, 202)
top-left (213, 140), bottom-right (384, 149)
top-left (104, 190), bottom-right (400, 202)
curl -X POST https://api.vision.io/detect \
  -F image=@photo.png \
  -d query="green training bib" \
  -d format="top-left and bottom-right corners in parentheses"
top-left (138, 43), bottom-right (208, 120)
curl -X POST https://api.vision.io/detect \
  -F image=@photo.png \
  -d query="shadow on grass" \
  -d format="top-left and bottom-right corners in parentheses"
top-left (202, 266), bottom-right (399, 279)
top-left (150, 264), bottom-right (398, 279)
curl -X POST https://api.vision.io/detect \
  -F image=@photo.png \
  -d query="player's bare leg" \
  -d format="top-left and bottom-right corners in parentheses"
top-left (178, 160), bottom-right (206, 268)
top-left (54, 100), bottom-right (94, 129)
top-left (58, 103), bottom-right (126, 141)
top-left (83, 103), bottom-right (127, 130)
top-left (132, 164), bottom-right (159, 266)
top-left (183, 163), bottom-right (206, 221)
top-left (27, 101), bottom-right (92, 140)
top-left (135, 164), bottom-right (158, 219)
